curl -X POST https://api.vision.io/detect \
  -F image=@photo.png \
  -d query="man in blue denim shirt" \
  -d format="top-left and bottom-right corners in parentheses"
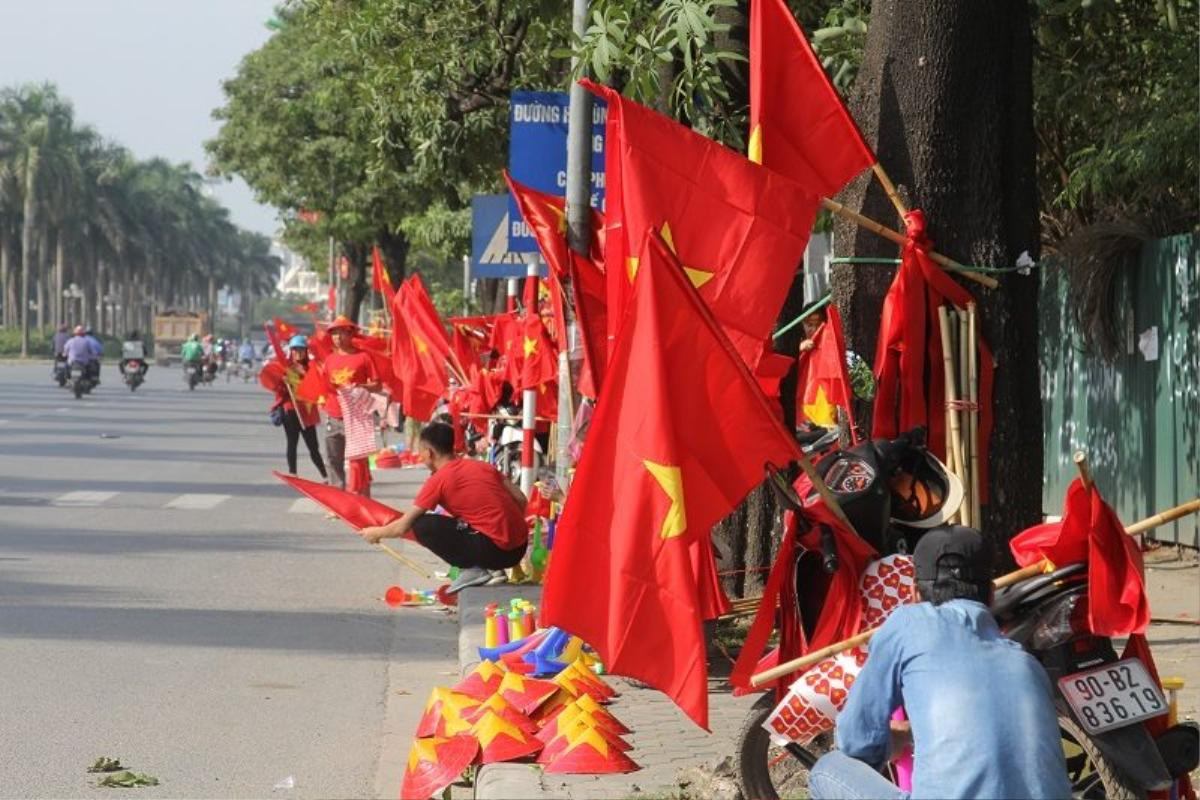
top-left (810, 525), bottom-right (1071, 799)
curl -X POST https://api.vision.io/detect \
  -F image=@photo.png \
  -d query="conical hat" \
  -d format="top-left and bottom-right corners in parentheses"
top-left (495, 671), bottom-right (559, 715)
top-left (399, 735), bottom-right (478, 800)
top-left (537, 703), bottom-right (629, 742)
top-left (463, 693), bottom-right (537, 736)
top-left (569, 694), bottom-right (631, 734)
top-left (470, 709), bottom-right (543, 764)
top-left (537, 712), bottom-right (632, 754)
top-left (452, 660), bottom-right (507, 701)
top-left (415, 688), bottom-right (480, 738)
top-left (564, 660), bottom-right (617, 699)
top-left (553, 668), bottom-right (611, 703)
top-left (542, 727), bottom-right (640, 774)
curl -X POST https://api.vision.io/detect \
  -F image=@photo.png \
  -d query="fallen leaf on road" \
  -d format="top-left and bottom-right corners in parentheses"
top-left (96, 771), bottom-right (159, 788)
top-left (394, 689), bottom-right (411, 695)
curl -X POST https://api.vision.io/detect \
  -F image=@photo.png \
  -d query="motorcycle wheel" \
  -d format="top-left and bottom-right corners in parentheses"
top-left (1060, 716), bottom-right (1143, 800)
top-left (736, 693), bottom-right (833, 800)
top-left (73, 380), bottom-right (84, 400)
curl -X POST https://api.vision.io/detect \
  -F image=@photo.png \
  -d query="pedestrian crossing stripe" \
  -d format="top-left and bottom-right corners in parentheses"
top-left (287, 498), bottom-right (322, 514)
top-left (165, 494), bottom-right (231, 510)
top-left (52, 490), bottom-right (119, 507)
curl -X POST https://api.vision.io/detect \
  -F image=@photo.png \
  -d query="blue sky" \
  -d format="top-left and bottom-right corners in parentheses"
top-left (0, 0), bottom-right (281, 235)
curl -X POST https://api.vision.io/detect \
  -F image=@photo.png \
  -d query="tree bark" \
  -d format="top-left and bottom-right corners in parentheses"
top-left (0, 230), bottom-right (10, 328)
top-left (20, 149), bottom-right (38, 356)
top-left (377, 228), bottom-right (410, 290)
top-left (343, 242), bottom-right (370, 323)
top-left (834, 0), bottom-right (1042, 550)
top-left (54, 232), bottom-right (65, 330)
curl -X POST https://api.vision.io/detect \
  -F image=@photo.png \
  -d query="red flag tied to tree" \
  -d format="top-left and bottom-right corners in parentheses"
top-left (542, 232), bottom-right (802, 730)
top-left (748, 0), bottom-right (875, 196)
top-left (796, 305), bottom-right (857, 434)
top-left (371, 246), bottom-right (395, 302)
top-left (1009, 478), bottom-right (1149, 637)
top-left (583, 79), bottom-right (819, 371)
top-left (872, 210), bottom-right (995, 497)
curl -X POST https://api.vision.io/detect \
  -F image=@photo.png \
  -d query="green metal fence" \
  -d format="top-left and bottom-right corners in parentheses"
top-left (1041, 234), bottom-right (1199, 548)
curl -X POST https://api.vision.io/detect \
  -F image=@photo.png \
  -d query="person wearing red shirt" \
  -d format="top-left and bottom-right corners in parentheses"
top-left (360, 422), bottom-right (528, 594)
top-left (323, 316), bottom-right (380, 495)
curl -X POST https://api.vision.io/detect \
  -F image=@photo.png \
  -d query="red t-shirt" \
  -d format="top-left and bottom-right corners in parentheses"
top-left (322, 350), bottom-right (377, 419)
top-left (414, 459), bottom-right (527, 551)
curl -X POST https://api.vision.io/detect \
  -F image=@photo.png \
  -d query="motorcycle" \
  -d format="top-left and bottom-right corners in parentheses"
top-left (52, 354), bottom-right (70, 388)
top-left (69, 361), bottom-right (97, 399)
top-left (201, 356), bottom-right (217, 385)
top-left (183, 360), bottom-right (202, 391)
top-left (733, 433), bottom-right (1198, 799)
top-left (122, 359), bottom-right (145, 392)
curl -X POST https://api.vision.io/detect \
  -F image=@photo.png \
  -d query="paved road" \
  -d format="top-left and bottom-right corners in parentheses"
top-left (0, 363), bottom-right (455, 799)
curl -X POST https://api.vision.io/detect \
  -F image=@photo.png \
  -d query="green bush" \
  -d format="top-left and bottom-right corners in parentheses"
top-left (0, 327), bottom-right (55, 358)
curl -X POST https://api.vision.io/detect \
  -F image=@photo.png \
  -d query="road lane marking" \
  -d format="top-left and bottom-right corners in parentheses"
top-left (288, 498), bottom-right (322, 514)
top-left (52, 491), bottom-right (119, 507)
top-left (165, 493), bottom-right (231, 510)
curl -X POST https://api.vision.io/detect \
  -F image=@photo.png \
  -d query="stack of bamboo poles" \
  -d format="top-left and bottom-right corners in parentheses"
top-left (936, 303), bottom-right (981, 527)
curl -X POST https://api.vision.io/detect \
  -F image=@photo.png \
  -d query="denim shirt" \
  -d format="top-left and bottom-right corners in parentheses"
top-left (835, 599), bottom-right (1072, 799)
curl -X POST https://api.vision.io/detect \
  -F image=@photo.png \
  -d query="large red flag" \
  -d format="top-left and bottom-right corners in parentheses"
top-left (542, 232), bottom-right (802, 730)
top-left (1009, 478), bottom-right (1149, 638)
top-left (584, 80), bottom-right (819, 371)
top-left (390, 276), bottom-right (452, 421)
top-left (796, 305), bottom-right (856, 434)
top-left (517, 313), bottom-right (557, 392)
top-left (272, 317), bottom-right (300, 342)
top-left (275, 471), bottom-right (413, 538)
top-left (569, 249), bottom-right (607, 398)
top-left (748, 0), bottom-right (875, 196)
top-left (871, 210), bottom-right (995, 497)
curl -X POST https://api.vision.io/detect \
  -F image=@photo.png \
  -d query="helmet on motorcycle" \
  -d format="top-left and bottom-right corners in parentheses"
top-left (74, 325), bottom-right (85, 335)
top-left (288, 334), bottom-right (309, 350)
top-left (886, 449), bottom-right (963, 530)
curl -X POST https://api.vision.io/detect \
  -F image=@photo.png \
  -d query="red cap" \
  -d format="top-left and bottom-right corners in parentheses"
top-left (327, 315), bottom-right (357, 332)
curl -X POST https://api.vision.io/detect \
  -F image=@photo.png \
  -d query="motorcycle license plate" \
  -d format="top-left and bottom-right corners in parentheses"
top-left (1058, 658), bottom-right (1166, 734)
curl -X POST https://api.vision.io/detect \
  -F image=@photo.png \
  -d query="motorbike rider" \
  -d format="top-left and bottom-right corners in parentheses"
top-left (808, 525), bottom-right (1071, 800)
top-left (83, 327), bottom-right (104, 383)
top-left (238, 339), bottom-right (255, 367)
top-left (52, 323), bottom-right (71, 360)
top-left (181, 333), bottom-right (204, 367)
top-left (62, 325), bottom-right (98, 377)
top-left (119, 330), bottom-right (149, 378)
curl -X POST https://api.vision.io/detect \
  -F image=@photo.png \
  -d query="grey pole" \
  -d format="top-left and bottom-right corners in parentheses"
top-left (558, 0), bottom-right (593, 485)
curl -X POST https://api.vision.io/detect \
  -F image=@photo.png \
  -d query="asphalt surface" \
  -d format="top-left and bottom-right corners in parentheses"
top-left (0, 362), bottom-right (456, 799)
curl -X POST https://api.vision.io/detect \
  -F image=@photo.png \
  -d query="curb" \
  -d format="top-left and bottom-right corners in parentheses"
top-left (456, 585), bottom-right (551, 800)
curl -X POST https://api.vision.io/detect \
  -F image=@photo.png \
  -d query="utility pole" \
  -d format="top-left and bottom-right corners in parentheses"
top-left (557, 0), bottom-right (593, 485)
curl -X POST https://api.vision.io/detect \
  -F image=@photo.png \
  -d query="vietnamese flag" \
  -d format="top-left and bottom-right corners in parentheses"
top-left (292, 301), bottom-right (320, 314)
top-left (372, 246), bottom-right (396, 302)
top-left (390, 277), bottom-right (452, 421)
top-left (542, 231), bottom-right (802, 730)
top-left (584, 80), bottom-right (819, 371)
top-left (748, 0), bottom-right (875, 196)
top-left (569, 248), bottom-right (608, 398)
top-left (327, 284), bottom-right (337, 313)
top-left (517, 310), bottom-right (558, 391)
top-left (275, 471), bottom-right (415, 536)
top-left (796, 304), bottom-right (856, 433)
top-left (1010, 479), bottom-right (1149, 637)
top-left (264, 322), bottom-right (287, 363)
top-left (272, 317), bottom-right (299, 342)
top-left (293, 360), bottom-right (330, 407)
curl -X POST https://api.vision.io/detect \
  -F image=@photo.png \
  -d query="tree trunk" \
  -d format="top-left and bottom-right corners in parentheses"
top-left (1, 230), bottom-right (10, 328)
top-left (20, 149), bottom-right (39, 356)
top-left (54, 231), bottom-right (65, 330)
top-left (93, 260), bottom-right (105, 334)
top-left (834, 0), bottom-right (1041, 551)
top-left (343, 242), bottom-right (370, 323)
top-left (35, 226), bottom-right (48, 332)
top-left (378, 228), bottom-right (410, 291)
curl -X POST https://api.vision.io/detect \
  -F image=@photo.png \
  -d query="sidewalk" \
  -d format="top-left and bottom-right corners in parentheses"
top-left (458, 585), bottom-right (756, 800)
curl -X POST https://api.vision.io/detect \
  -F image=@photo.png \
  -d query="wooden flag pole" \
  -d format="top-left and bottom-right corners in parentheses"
top-left (967, 303), bottom-right (981, 521)
top-left (819, 197), bottom-right (999, 290)
top-left (958, 308), bottom-right (973, 524)
top-left (750, 495), bottom-right (1200, 687)
top-left (871, 163), bottom-right (908, 219)
top-left (377, 542), bottom-right (432, 579)
top-left (937, 306), bottom-right (968, 526)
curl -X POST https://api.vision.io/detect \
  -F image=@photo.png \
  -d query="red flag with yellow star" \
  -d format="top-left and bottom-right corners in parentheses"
top-left (517, 312), bottom-right (557, 392)
top-left (584, 79), bottom-right (819, 372)
top-left (371, 246), bottom-right (395, 301)
top-left (748, 0), bottom-right (875, 196)
top-left (542, 231), bottom-right (802, 730)
top-left (796, 304), bottom-right (856, 432)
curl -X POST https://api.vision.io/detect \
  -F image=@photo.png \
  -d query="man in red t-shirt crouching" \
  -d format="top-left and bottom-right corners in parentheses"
top-left (360, 422), bottom-right (528, 594)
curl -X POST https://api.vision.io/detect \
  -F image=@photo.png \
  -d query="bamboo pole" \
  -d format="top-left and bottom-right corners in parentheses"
top-left (1073, 451), bottom-right (1093, 490)
top-left (819, 197), bottom-right (999, 290)
top-left (871, 163), bottom-right (908, 218)
top-left (749, 497), bottom-right (1200, 687)
top-left (377, 542), bottom-right (432, 579)
top-left (937, 306), bottom-right (968, 526)
top-left (967, 303), bottom-right (981, 521)
top-left (958, 309), bottom-right (972, 525)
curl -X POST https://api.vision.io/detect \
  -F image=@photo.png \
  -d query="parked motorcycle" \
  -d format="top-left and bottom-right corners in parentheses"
top-left (69, 362), bottom-right (97, 399)
top-left (122, 359), bottom-right (145, 392)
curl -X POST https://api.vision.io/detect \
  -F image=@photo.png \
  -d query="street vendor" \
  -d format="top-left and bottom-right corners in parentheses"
top-left (323, 315), bottom-right (380, 495)
top-left (360, 422), bottom-right (528, 594)
top-left (808, 525), bottom-right (1071, 800)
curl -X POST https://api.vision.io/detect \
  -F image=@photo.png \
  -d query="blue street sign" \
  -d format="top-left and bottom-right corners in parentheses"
top-left (471, 194), bottom-right (545, 279)
top-left (507, 90), bottom-right (606, 252)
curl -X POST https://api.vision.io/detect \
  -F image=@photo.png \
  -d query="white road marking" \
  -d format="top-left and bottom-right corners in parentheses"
top-left (288, 498), bottom-right (322, 514)
top-left (0, 419), bottom-right (10, 426)
top-left (52, 490), bottom-right (119, 507)
top-left (165, 493), bottom-right (231, 510)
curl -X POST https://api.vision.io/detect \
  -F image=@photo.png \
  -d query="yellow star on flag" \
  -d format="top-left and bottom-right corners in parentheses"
top-left (523, 336), bottom-right (538, 358)
top-left (643, 459), bottom-right (687, 539)
top-left (626, 222), bottom-right (714, 289)
top-left (802, 384), bottom-right (837, 428)
top-left (544, 200), bottom-right (567, 235)
top-left (330, 367), bottom-right (355, 386)
top-left (747, 124), bottom-right (763, 165)
top-left (412, 333), bottom-right (429, 355)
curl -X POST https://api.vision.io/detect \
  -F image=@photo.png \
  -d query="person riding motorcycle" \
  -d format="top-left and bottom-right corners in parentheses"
top-left (119, 330), bottom-right (149, 378)
top-left (62, 325), bottom-right (98, 376)
top-left (83, 327), bottom-right (104, 383)
top-left (181, 333), bottom-right (204, 365)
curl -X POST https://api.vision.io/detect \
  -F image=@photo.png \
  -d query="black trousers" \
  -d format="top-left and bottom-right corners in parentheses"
top-left (283, 410), bottom-right (327, 478)
top-left (324, 418), bottom-right (346, 489)
top-left (412, 515), bottom-right (526, 570)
